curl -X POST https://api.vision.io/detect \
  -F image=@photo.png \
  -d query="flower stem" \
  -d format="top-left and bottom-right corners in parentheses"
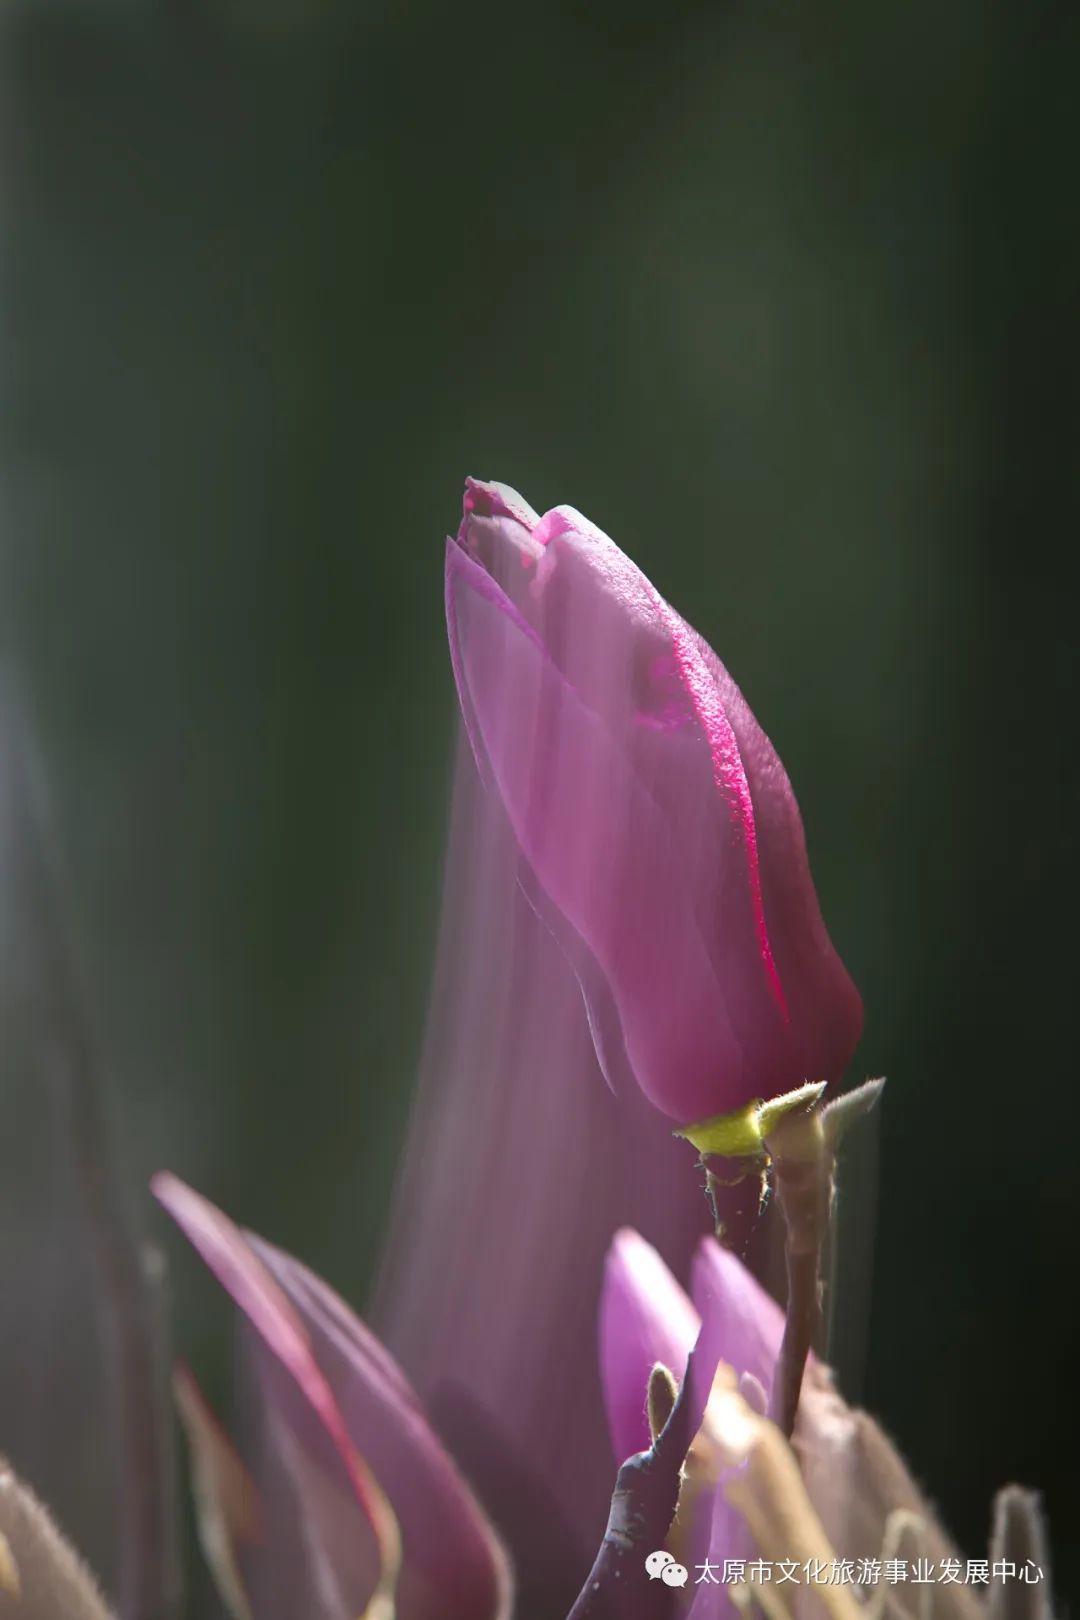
top-left (766, 1115), bottom-right (833, 1440)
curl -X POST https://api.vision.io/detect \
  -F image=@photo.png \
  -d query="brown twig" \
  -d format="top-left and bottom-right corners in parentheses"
top-left (567, 1334), bottom-right (715, 1620)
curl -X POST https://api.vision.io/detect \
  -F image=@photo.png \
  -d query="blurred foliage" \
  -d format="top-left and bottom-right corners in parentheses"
top-left (1, 0), bottom-right (1077, 1608)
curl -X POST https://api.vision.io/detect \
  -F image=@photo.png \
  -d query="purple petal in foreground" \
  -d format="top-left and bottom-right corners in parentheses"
top-left (153, 1173), bottom-right (510, 1620)
top-left (690, 1238), bottom-right (786, 1409)
top-left (153, 1173), bottom-right (394, 1618)
top-left (249, 1236), bottom-right (511, 1620)
top-left (599, 1229), bottom-right (700, 1465)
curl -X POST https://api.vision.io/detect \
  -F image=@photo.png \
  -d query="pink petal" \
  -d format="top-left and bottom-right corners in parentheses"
top-left (152, 1173), bottom-right (396, 1619)
top-left (449, 481), bottom-right (864, 1121)
top-left (172, 1365), bottom-right (260, 1620)
top-left (249, 1237), bottom-right (512, 1620)
top-left (690, 1238), bottom-right (787, 1406)
top-left (446, 539), bottom-right (745, 1123)
top-left (598, 1229), bottom-right (700, 1465)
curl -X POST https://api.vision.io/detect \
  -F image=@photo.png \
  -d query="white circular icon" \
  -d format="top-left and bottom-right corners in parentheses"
top-left (645, 1550), bottom-right (674, 1579)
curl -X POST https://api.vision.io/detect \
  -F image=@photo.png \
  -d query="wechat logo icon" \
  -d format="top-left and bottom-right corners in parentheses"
top-left (645, 1549), bottom-right (689, 1587)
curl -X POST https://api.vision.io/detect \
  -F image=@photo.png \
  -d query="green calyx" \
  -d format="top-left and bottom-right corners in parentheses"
top-left (674, 1080), bottom-right (827, 1159)
top-left (675, 1076), bottom-right (887, 1161)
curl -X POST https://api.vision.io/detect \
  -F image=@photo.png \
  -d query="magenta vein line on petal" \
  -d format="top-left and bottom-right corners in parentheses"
top-left (650, 588), bottom-right (789, 1024)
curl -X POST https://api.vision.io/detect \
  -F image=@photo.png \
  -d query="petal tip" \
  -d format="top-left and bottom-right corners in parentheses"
top-left (462, 477), bottom-right (540, 531)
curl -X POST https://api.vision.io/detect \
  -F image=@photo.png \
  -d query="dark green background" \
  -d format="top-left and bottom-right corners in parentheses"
top-left (1, 0), bottom-right (1077, 1611)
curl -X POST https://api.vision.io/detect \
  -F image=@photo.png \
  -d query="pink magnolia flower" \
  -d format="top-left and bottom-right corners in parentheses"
top-left (152, 1173), bottom-right (511, 1620)
top-left (599, 1229), bottom-right (790, 1614)
top-left (446, 479), bottom-right (863, 1125)
top-left (599, 1230), bottom-right (983, 1620)
top-left (599, 1229), bottom-right (787, 1471)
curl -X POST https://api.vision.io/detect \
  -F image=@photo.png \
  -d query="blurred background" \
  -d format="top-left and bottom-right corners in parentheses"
top-left (1, 0), bottom-right (1077, 1613)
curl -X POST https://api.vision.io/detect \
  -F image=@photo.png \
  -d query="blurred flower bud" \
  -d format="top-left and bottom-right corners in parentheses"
top-left (153, 1173), bottom-right (511, 1620)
